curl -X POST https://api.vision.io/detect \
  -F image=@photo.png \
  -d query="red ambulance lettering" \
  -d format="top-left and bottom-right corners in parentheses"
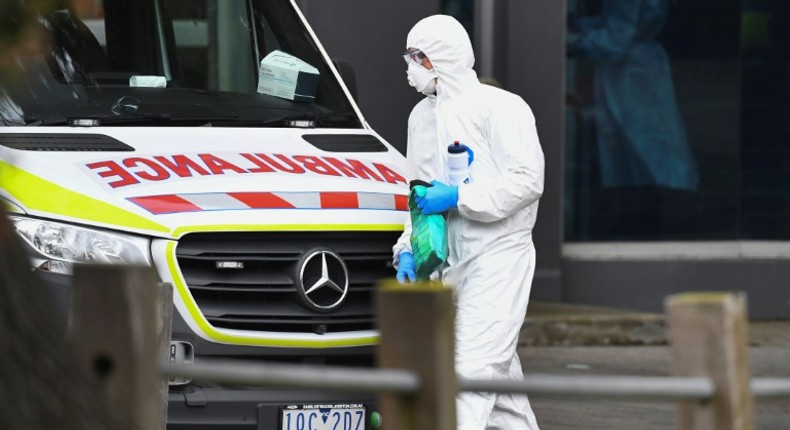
top-left (123, 157), bottom-right (171, 181)
top-left (323, 157), bottom-right (384, 182)
top-left (373, 163), bottom-right (407, 184)
top-left (86, 160), bottom-right (139, 188)
top-left (292, 155), bottom-right (341, 177)
top-left (257, 154), bottom-right (306, 174)
top-left (154, 155), bottom-right (210, 177)
top-left (240, 153), bottom-right (276, 173)
top-left (198, 154), bottom-right (247, 175)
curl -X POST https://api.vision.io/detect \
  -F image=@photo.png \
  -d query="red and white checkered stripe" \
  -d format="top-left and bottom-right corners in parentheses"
top-left (129, 191), bottom-right (408, 215)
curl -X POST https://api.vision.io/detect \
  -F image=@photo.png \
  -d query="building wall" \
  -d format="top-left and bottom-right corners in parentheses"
top-left (563, 257), bottom-right (790, 318)
top-left (297, 0), bottom-right (441, 154)
top-left (504, 1), bottom-right (566, 301)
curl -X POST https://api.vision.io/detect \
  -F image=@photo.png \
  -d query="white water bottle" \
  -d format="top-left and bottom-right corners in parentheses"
top-left (447, 140), bottom-right (469, 186)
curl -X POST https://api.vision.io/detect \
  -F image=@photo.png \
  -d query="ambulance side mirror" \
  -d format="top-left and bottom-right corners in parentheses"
top-left (332, 58), bottom-right (358, 103)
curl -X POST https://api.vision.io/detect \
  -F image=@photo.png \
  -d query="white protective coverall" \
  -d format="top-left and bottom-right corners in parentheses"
top-left (392, 15), bottom-right (544, 430)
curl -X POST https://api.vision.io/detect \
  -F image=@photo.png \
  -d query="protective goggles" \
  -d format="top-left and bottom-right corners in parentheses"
top-left (403, 49), bottom-right (427, 65)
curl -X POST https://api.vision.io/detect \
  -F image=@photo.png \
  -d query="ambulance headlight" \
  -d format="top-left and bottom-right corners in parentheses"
top-left (8, 216), bottom-right (151, 275)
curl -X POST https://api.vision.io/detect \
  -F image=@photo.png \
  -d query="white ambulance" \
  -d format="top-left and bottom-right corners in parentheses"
top-left (1, 1), bottom-right (406, 429)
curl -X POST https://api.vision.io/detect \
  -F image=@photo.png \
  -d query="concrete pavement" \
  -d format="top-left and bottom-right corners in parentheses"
top-left (521, 300), bottom-right (790, 347)
top-left (518, 301), bottom-right (790, 430)
top-left (519, 344), bottom-right (790, 430)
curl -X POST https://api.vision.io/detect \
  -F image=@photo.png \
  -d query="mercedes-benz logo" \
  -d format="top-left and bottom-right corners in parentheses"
top-left (297, 250), bottom-right (349, 312)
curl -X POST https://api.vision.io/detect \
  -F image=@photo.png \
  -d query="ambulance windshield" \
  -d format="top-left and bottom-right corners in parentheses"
top-left (0, 0), bottom-right (361, 128)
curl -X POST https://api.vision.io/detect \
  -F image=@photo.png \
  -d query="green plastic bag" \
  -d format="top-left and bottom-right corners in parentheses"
top-left (409, 181), bottom-right (448, 280)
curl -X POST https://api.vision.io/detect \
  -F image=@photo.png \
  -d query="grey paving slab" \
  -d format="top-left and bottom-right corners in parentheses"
top-left (518, 345), bottom-right (790, 430)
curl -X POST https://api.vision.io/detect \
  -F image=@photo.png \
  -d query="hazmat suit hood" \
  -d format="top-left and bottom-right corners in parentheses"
top-left (406, 15), bottom-right (482, 99)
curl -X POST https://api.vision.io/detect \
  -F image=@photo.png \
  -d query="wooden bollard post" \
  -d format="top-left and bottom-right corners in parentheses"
top-left (68, 265), bottom-right (172, 430)
top-left (665, 292), bottom-right (754, 430)
top-left (377, 280), bottom-right (457, 430)
top-left (0, 216), bottom-right (131, 429)
top-left (157, 282), bottom-right (174, 427)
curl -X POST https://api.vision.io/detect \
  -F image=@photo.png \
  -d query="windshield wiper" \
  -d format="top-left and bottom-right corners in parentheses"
top-left (23, 112), bottom-right (359, 128)
top-left (24, 114), bottom-right (239, 127)
top-left (97, 114), bottom-right (240, 126)
top-left (259, 112), bottom-right (360, 128)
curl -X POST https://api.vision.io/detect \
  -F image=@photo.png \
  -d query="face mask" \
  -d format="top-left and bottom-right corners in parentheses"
top-left (407, 62), bottom-right (438, 95)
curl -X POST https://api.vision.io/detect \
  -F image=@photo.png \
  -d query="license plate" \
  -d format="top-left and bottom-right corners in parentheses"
top-left (280, 404), bottom-right (366, 430)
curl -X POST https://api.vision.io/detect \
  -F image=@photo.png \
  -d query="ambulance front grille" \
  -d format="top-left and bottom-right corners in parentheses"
top-left (175, 231), bottom-right (400, 334)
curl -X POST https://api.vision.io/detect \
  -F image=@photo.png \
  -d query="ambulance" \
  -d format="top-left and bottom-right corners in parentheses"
top-left (1, 1), bottom-right (406, 428)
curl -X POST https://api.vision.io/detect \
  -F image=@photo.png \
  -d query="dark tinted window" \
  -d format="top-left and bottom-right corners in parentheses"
top-left (563, 0), bottom-right (786, 240)
top-left (0, 0), bottom-right (360, 128)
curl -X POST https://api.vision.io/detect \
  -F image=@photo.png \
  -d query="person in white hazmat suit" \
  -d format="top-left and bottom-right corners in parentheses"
top-left (392, 15), bottom-right (543, 430)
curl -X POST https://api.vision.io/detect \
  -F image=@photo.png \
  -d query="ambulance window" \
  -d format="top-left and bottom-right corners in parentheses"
top-left (1, 0), bottom-right (360, 128)
top-left (166, 0), bottom-right (258, 93)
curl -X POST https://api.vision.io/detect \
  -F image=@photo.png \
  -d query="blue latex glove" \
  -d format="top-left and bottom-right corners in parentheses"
top-left (415, 180), bottom-right (458, 215)
top-left (396, 251), bottom-right (416, 284)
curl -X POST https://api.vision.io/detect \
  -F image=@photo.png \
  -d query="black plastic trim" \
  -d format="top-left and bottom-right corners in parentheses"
top-left (0, 133), bottom-right (134, 151)
top-left (301, 134), bottom-right (388, 152)
top-left (176, 231), bottom-right (399, 334)
top-left (167, 385), bottom-right (378, 430)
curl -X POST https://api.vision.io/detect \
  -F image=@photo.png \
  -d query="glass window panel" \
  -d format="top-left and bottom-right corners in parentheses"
top-left (565, 0), bottom-right (741, 241)
top-left (1, 0), bottom-right (360, 128)
top-left (740, 1), bottom-right (790, 239)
